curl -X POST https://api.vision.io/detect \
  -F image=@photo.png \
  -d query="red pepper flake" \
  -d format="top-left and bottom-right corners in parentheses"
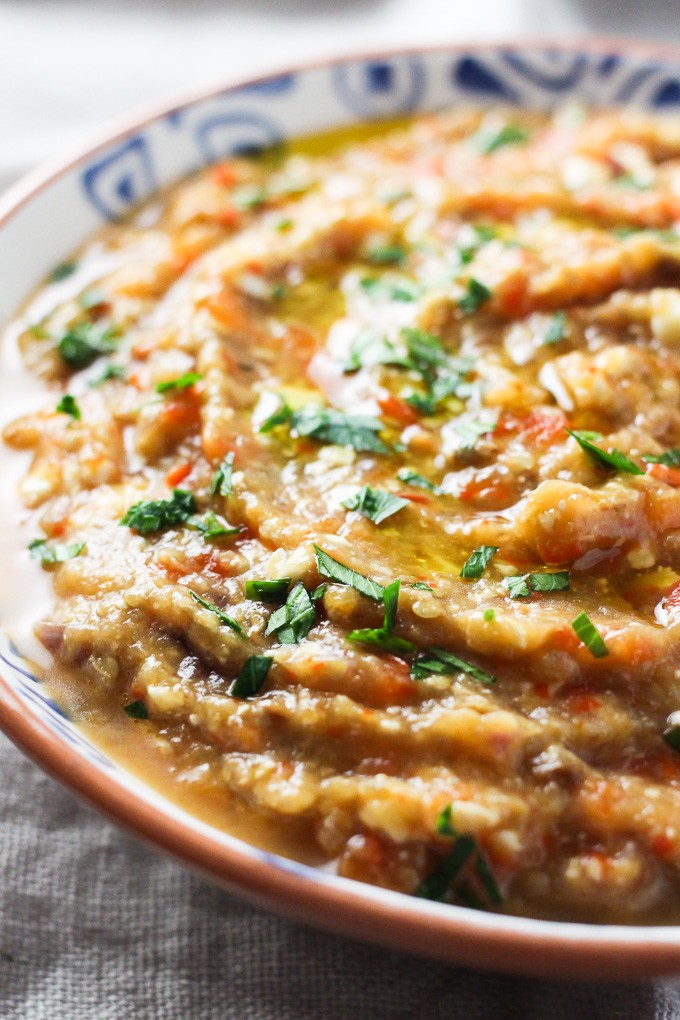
top-left (647, 462), bottom-right (680, 487)
top-left (378, 393), bottom-right (417, 426)
top-left (165, 461), bottom-right (193, 488)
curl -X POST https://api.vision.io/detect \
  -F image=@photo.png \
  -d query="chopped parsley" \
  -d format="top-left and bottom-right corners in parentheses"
top-left (410, 646), bottom-right (495, 684)
top-left (120, 489), bottom-right (197, 536)
top-left (452, 417), bottom-right (496, 449)
top-left (458, 278), bottom-right (492, 315)
top-left (457, 224), bottom-right (498, 265)
top-left (643, 449), bottom-right (680, 467)
top-left (400, 328), bottom-right (475, 416)
top-left (314, 546), bottom-right (384, 601)
top-left (265, 582), bottom-right (318, 644)
top-left (571, 611), bottom-right (608, 658)
top-left (396, 468), bottom-right (438, 492)
top-left (347, 579), bottom-right (417, 655)
top-left (275, 218), bottom-right (293, 232)
top-left (341, 486), bottom-right (409, 525)
top-left (29, 539), bottom-right (85, 565)
top-left (365, 244), bottom-right (407, 266)
top-left (189, 590), bottom-right (244, 635)
top-left (543, 311), bottom-right (566, 345)
top-left (189, 511), bottom-right (240, 539)
top-left (232, 184), bottom-right (268, 210)
top-left (57, 322), bottom-right (117, 369)
top-left (211, 452), bottom-right (235, 497)
top-left (49, 261), bottom-right (77, 282)
top-left (505, 571), bottom-right (570, 598)
top-left (460, 545), bottom-right (498, 579)
top-left (88, 363), bottom-right (125, 387)
top-left (476, 122), bottom-right (530, 155)
top-left (259, 397), bottom-right (292, 433)
top-left (56, 394), bottom-right (81, 420)
top-left (343, 329), bottom-right (409, 374)
top-left (230, 655), bottom-right (273, 698)
top-left (245, 578), bottom-right (292, 603)
top-left (359, 276), bottom-right (420, 303)
top-left (156, 372), bottom-right (202, 394)
top-left (566, 429), bottom-right (644, 475)
top-left (291, 407), bottom-right (389, 454)
top-left (123, 700), bottom-right (149, 720)
top-left (411, 581), bottom-right (434, 592)
top-left (416, 804), bottom-right (502, 906)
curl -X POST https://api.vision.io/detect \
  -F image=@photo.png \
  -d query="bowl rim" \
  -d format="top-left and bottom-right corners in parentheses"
top-left (3, 35), bottom-right (680, 980)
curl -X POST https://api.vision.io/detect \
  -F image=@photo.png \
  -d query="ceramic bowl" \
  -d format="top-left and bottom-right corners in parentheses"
top-left (3, 39), bottom-right (680, 979)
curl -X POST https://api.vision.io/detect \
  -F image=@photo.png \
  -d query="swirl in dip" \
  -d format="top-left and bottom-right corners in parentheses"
top-left (7, 107), bottom-right (680, 923)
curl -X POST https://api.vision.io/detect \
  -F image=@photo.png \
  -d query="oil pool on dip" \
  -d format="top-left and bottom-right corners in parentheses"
top-left (8, 106), bottom-right (680, 923)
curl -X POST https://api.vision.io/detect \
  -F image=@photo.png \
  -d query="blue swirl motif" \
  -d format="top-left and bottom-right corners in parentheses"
top-left (0, 633), bottom-right (114, 771)
top-left (332, 57), bottom-right (426, 118)
top-left (192, 111), bottom-right (284, 163)
top-left (82, 136), bottom-right (156, 222)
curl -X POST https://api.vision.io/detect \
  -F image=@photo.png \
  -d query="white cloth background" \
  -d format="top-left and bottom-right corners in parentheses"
top-left (4, 1), bottom-right (680, 1015)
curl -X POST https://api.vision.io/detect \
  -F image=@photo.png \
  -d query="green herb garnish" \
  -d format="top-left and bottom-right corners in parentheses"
top-left (120, 489), bottom-right (197, 536)
top-left (190, 590), bottom-right (244, 635)
top-left (49, 261), bottom-right (77, 282)
top-left (347, 579), bottom-right (417, 655)
top-left (411, 581), bottom-right (434, 592)
top-left (29, 539), bottom-right (85, 565)
top-left (245, 578), bottom-right (292, 603)
top-left (343, 329), bottom-right (409, 374)
top-left (359, 276), bottom-right (420, 303)
top-left (571, 611), bottom-right (608, 658)
top-left (57, 322), bottom-right (117, 369)
top-left (416, 804), bottom-right (502, 905)
top-left (314, 546), bottom-right (384, 601)
top-left (460, 545), bottom-right (498, 579)
top-left (505, 571), bottom-right (570, 598)
top-left (410, 646), bottom-right (495, 684)
top-left (366, 244), bottom-right (406, 266)
top-left (56, 394), bottom-right (81, 420)
top-left (230, 655), bottom-right (273, 698)
top-left (291, 407), bottom-right (388, 454)
top-left (341, 486), bottom-right (409, 525)
top-left (89, 363), bottom-right (125, 387)
top-left (566, 429), bottom-right (644, 475)
top-left (476, 123), bottom-right (530, 155)
top-left (643, 449), bottom-right (680, 467)
top-left (123, 700), bottom-right (149, 719)
top-left (458, 278), bottom-right (492, 315)
top-left (156, 372), bottom-right (202, 394)
top-left (265, 582), bottom-right (318, 644)
top-left (544, 311), bottom-right (566, 345)
top-left (211, 452), bottom-right (235, 497)
top-left (232, 185), bottom-right (268, 210)
top-left (452, 418), bottom-right (496, 449)
top-left (396, 468), bottom-right (437, 491)
top-left (259, 397), bottom-right (292, 433)
top-left (189, 511), bottom-right (240, 540)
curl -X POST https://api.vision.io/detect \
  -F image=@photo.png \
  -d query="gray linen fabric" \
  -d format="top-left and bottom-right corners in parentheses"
top-left (1, 731), bottom-right (679, 1020)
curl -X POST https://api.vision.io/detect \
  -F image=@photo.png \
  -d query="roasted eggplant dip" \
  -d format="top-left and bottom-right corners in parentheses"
top-left (12, 107), bottom-right (680, 924)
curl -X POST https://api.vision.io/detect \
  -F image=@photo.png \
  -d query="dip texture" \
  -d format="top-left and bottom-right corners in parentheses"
top-left (7, 107), bottom-right (680, 922)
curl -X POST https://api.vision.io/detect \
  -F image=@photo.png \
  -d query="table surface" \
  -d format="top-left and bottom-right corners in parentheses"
top-left (4, 1), bottom-right (680, 1016)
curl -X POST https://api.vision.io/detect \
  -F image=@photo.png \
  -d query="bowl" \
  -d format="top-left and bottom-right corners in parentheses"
top-left (3, 38), bottom-right (680, 980)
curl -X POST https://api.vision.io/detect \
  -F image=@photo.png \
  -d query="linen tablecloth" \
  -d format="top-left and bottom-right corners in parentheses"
top-left (5, 1), bottom-right (680, 1015)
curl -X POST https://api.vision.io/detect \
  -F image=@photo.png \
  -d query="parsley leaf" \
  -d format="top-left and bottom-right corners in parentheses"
top-left (265, 581), bottom-right (318, 644)
top-left (245, 578), bottom-right (292, 603)
top-left (544, 311), bottom-right (566, 345)
top-left (396, 468), bottom-right (437, 491)
top-left (156, 372), bottom-right (202, 394)
top-left (57, 322), bottom-right (117, 369)
top-left (49, 261), bottom-right (77, 283)
top-left (29, 539), bottom-right (85, 565)
top-left (460, 545), bottom-right (498, 579)
top-left (343, 329), bottom-right (410, 374)
top-left (56, 394), bottom-right (81, 420)
top-left (410, 645), bottom-right (495, 684)
top-left (416, 804), bottom-right (502, 905)
top-left (89, 363), bottom-right (125, 387)
top-left (458, 278), bottom-right (492, 314)
top-left (189, 511), bottom-right (240, 539)
top-left (291, 407), bottom-right (389, 454)
top-left (314, 546), bottom-right (384, 601)
top-left (123, 700), bottom-right (149, 719)
top-left (643, 449), bottom-right (680, 467)
top-left (341, 486), bottom-right (409, 525)
top-left (411, 581), bottom-right (434, 592)
top-left (120, 489), bottom-right (197, 536)
top-left (211, 452), bottom-right (235, 497)
top-left (476, 123), bottom-right (530, 155)
top-left (347, 579), bottom-right (417, 654)
top-left (366, 244), bottom-right (406, 266)
top-left (259, 396), bottom-right (292, 433)
top-left (566, 429), bottom-right (644, 475)
top-left (572, 611), bottom-right (608, 657)
top-left (505, 571), bottom-right (570, 598)
top-left (190, 590), bottom-right (244, 635)
top-left (359, 276), bottom-right (420, 303)
top-left (230, 655), bottom-right (273, 698)
top-left (452, 417), bottom-right (496, 449)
